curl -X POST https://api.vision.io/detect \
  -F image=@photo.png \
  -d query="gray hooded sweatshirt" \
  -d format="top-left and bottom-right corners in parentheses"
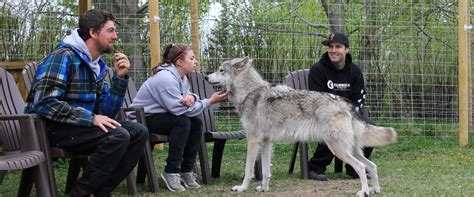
top-left (130, 64), bottom-right (210, 117)
top-left (62, 28), bottom-right (101, 78)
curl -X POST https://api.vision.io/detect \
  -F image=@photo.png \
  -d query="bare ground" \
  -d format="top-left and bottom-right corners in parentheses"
top-left (197, 176), bottom-right (394, 197)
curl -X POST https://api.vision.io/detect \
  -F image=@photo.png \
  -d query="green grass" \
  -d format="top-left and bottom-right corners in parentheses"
top-left (2, 136), bottom-right (474, 196)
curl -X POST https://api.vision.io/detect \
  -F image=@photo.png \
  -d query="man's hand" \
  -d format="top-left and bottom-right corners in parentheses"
top-left (93, 114), bottom-right (122, 133)
top-left (209, 91), bottom-right (228, 104)
top-left (180, 95), bottom-right (196, 107)
top-left (114, 52), bottom-right (130, 78)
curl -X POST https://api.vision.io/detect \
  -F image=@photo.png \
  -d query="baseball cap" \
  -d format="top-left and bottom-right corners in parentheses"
top-left (321, 32), bottom-right (349, 47)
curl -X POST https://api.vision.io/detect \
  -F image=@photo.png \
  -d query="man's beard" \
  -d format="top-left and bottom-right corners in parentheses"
top-left (100, 46), bottom-right (113, 54)
top-left (98, 41), bottom-right (113, 54)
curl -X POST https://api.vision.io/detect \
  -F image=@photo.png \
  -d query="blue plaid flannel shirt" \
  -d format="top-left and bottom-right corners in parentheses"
top-left (25, 42), bottom-right (128, 127)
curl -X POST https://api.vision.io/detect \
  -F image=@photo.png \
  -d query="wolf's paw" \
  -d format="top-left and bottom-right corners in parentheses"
top-left (356, 190), bottom-right (369, 197)
top-left (369, 187), bottom-right (381, 194)
top-left (231, 185), bottom-right (247, 192)
top-left (256, 185), bottom-right (269, 192)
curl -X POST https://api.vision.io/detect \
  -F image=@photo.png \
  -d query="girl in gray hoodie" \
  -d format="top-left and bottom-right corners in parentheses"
top-left (130, 43), bottom-right (227, 192)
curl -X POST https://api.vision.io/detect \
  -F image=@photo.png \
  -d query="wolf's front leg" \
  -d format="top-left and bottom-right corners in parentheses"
top-left (232, 139), bottom-right (260, 192)
top-left (256, 141), bottom-right (272, 192)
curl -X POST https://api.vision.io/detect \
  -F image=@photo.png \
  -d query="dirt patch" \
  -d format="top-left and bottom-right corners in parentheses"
top-left (215, 178), bottom-right (367, 196)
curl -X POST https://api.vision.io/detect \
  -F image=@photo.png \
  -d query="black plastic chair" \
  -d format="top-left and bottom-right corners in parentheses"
top-left (106, 68), bottom-right (160, 192)
top-left (0, 67), bottom-right (52, 196)
top-left (111, 68), bottom-right (207, 186)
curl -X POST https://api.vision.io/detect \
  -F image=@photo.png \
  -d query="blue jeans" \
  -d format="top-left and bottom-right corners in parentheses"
top-left (145, 113), bottom-right (203, 173)
top-left (47, 120), bottom-right (148, 196)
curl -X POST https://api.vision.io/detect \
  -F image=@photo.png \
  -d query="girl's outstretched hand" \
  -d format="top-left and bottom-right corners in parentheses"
top-left (209, 91), bottom-right (228, 104)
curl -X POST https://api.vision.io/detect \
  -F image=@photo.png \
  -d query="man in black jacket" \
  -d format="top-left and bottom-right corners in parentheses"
top-left (307, 31), bottom-right (373, 181)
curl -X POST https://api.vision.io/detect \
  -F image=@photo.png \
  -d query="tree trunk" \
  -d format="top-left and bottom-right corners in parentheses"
top-left (358, 0), bottom-right (386, 118)
top-left (320, 0), bottom-right (345, 32)
top-left (96, 0), bottom-right (146, 83)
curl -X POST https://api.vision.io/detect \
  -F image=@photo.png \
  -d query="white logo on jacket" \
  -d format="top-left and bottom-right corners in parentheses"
top-left (327, 80), bottom-right (350, 91)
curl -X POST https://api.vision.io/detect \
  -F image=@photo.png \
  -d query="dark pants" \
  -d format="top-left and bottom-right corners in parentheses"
top-left (47, 120), bottom-right (148, 197)
top-left (308, 143), bottom-right (373, 175)
top-left (145, 113), bottom-right (203, 173)
top-left (309, 110), bottom-right (374, 175)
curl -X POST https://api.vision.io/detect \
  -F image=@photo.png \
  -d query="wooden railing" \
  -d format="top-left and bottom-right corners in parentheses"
top-left (0, 61), bottom-right (32, 99)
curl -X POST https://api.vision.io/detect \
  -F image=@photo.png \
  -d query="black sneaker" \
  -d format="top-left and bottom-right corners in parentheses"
top-left (309, 171), bottom-right (328, 181)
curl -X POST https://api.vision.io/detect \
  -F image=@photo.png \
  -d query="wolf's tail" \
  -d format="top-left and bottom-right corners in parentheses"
top-left (355, 123), bottom-right (397, 147)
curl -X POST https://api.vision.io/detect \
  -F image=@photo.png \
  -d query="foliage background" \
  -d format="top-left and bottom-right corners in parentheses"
top-left (0, 0), bottom-right (472, 139)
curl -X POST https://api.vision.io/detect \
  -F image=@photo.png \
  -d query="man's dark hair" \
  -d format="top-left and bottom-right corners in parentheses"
top-left (78, 9), bottom-right (115, 41)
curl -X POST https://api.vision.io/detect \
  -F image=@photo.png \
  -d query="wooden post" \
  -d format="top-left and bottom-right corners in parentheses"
top-left (149, 0), bottom-right (163, 150)
top-left (190, 0), bottom-right (201, 71)
top-left (149, 0), bottom-right (161, 73)
top-left (458, 0), bottom-right (471, 146)
top-left (79, 0), bottom-right (92, 15)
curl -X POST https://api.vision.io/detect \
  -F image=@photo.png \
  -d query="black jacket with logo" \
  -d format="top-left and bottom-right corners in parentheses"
top-left (308, 52), bottom-right (366, 113)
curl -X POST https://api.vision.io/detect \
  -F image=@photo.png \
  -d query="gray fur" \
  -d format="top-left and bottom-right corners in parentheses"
top-left (207, 57), bottom-right (397, 196)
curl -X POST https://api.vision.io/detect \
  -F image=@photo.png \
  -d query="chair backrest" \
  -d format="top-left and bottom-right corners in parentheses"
top-left (21, 61), bottom-right (40, 93)
top-left (283, 69), bottom-right (310, 90)
top-left (105, 68), bottom-right (136, 108)
top-left (0, 67), bottom-right (26, 152)
top-left (189, 72), bottom-right (219, 133)
top-left (124, 75), bottom-right (138, 108)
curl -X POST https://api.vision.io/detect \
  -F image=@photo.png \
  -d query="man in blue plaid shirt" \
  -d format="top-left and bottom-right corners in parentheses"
top-left (25, 9), bottom-right (148, 196)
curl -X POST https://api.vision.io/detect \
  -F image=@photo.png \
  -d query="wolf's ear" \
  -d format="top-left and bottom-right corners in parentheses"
top-left (241, 56), bottom-right (249, 64)
top-left (234, 56), bottom-right (251, 69)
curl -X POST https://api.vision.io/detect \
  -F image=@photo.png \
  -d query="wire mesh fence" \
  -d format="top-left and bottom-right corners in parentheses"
top-left (0, 0), bottom-right (472, 141)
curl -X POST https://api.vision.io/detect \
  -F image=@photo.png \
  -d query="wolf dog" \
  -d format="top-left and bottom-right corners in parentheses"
top-left (206, 57), bottom-right (397, 196)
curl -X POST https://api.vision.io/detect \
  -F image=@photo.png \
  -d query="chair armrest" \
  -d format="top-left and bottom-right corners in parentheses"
top-left (205, 130), bottom-right (247, 141)
top-left (119, 107), bottom-right (144, 113)
top-left (117, 107), bottom-right (147, 124)
top-left (0, 114), bottom-right (37, 121)
top-left (0, 114), bottom-right (43, 152)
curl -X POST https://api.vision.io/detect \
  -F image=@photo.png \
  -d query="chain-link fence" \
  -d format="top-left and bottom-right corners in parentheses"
top-left (1, 0), bottom-right (472, 141)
